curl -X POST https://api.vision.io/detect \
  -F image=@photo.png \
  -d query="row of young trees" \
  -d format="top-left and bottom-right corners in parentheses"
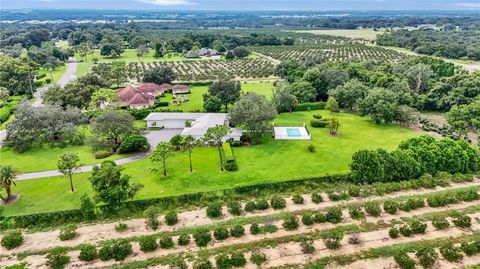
top-left (350, 135), bottom-right (480, 184)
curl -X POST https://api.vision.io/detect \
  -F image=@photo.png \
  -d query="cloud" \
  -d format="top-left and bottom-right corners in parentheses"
top-left (137, 0), bottom-right (193, 6)
top-left (454, 2), bottom-right (480, 8)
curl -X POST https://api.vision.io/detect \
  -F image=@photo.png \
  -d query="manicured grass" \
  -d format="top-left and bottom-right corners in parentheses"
top-left (0, 127), bottom-right (132, 173)
top-left (75, 49), bottom-right (187, 63)
top-left (37, 65), bottom-right (67, 85)
top-left (5, 110), bottom-right (420, 216)
top-left (241, 81), bottom-right (274, 99)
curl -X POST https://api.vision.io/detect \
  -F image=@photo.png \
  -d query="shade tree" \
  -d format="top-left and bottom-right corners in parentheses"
top-left (206, 80), bottom-right (241, 109)
top-left (272, 82), bottom-right (297, 113)
top-left (149, 142), bottom-right (175, 176)
top-left (57, 153), bottom-right (81, 192)
top-left (91, 110), bottom-right (135, 151)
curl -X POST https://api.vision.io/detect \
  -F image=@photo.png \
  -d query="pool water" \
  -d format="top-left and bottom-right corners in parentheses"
top-left (286, 128), bottom-right (301, 137)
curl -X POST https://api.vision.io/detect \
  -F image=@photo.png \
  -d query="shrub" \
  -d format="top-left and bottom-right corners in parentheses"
top-left (400, 198), bottom-right (425, 212)
top-left (227, 201), bottom-right (243, 216)
top-left (111, 240), bottom-right (132, 261)
top-left (348, 205), bottom-right (365, 220)
top-left (117, 134), bottom-right (149, 153)
top-left (270, 196), bottom-right (286, 209)
top-left (165, 210), bottom-right (178, 226)
top-left (139, 236), bottom-right (158, 252)
top-left (432, 216), bottom-right (450, 230)
top-left (310, 119), bottom-right (328, 128)
top-left (415, 246), bottom-right (438, 269)
top-left (440, 242), bottom-right (463, 262)
top-left (216, 253), bottom-right (232, 269)
top-left (250, 223), bottom-right (261, 235)
top-left (99, 244), bottom-right (113, 261)
top-left (313, 114), bottom-right (322, 119)
top-left (282, 215), bottom-right (299, 230)
top-left (456, 188), bottom-right (480, 201)
top-left (300, 237), bottom-right (316, 254)
top-left (461, 241), bottom-right (479, 256)
top-left (223, 159), bottom-right (238, 171)
top-left (5, 264), bottom-right (27, 269)
top-left (159, 235), bottom-right (175, 249)
top-left (292, 194), bottom-right (304, 204)
top-left (144, 205), bottom-right (160, 230)
top-left (364, 201), bottom-right (382, 217)
top-left (383, 200), bottom-right (399, 215)
top-left (347, 185), bottom-right (361, 197)
top-left (314, 213), bottom-right (326, 223)
top-left (294, 102), bottom-right (325, 111)
top-left (115, 223), bottom-right (128, 232)
top-left (230, 225), bottom-right (245, 237)
top-left (322, 230), bottom-right (344, 249)
top-left (170, 256), bottom-right (187, 269)
top-left (80, 194), bottom-right (96, 220)
top-left (193, 229), bottom-right (212, 247)
top-left (193, 259), bottom-right (213, 269)
top-left (452, 213), bottom-right (471, 228)
top-left (244, 201), bottom-right (256, 212)
top-left (214, 227), bottom-right (230, 240)
top-left (348, 232), bottom-right (361, 245)
top-left (78, 244), bottom-right (98, 261)
top-left (389, 227), bottom-right (399, 238)
top-left (326, 207), bottom-right (343, 223)
top-left (254, 198), bottom-right (269, 210)
top-left (46, 247), bottom-right (70, 269)
top-left (410, 220), bottom-right (427, 234)
top-left (327, 191), bottom-right (349, 201)
top-left (94, 150), bottom-right (111, 159)
top-left (59, 224), bottom-right (78, 241)
top-left (263, 224), bottom-right (278, 233)
top-left (230, 251), bottom-right (247, 267)
top-left (1, 230), bottom-right (23, 250)
top-left (302, 212), bottom-right (315, 226)
top-left (394, 251), bottom-right (416, 269)
top-left (399, 225), bottom-right (413, 237)
top-left (206, 202), bottom-right (223, 218)
top-left (311, 193), bottom-right (323, 203)
top-left (307, 144), bottom-right (316, 153)
top-left (250, 251), bottom-right (267, 266)
top-left (178, 234), bottom-right (190, 246)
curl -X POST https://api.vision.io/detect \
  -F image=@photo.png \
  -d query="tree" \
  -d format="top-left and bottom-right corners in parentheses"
top-left (58, 153), bottom-right (81, 192)
top-left (328, 79), bottom-right (369, 110)
top-left (325, 97), bottom-right (339, 114)
top-left (142, 66), bottom-right (176, 84)
top-left (89, 161), bottom-right (143, 209)
top-left (448, 99), bottom-right (480, 140)
top-left (207, 80), bottom-right (241, 109)
top-left (0, 165), bottom-right (17, 203)
top-left (111, 61), bottom-right (126, 88)
top-left (136, 45), bottom-right (150, 59)
top-left (203, 125), bottom-right (230, 171)
top-left (358, 88), bottom-right (399, 124)
top-left (89, 88), bottom-right (119, 110)
top-left (91, 110), bottom-right (135, 151)
top-left (181, 135), bottom-right (198, 173)
top-left (327, 117), bottom-right (340, 135)
top-left (43, 82), bottom-right (97, 109)
top-left (149, 142), bottom-right (175, 176)
top-left (204, 96), bottom-right (223, 112)
top-left (291, 81), bottom-right (316, 103)
top-left (0, 55), bottom-right (32, 95)
top-left (153, 43), bottom-right (164, 58)
top-left (230, 93), bottom-right (277, 143)
top-left (233, 46), bottom-right (251, 58)
top-left (405, 64), bottom-right (434, 93)
top-left (78, 43), bottom-right (91, 61)
top-left (272, 82), bottom-right (297, 113)
top-left (225, 50), bottom-right (235, 59)
top-left (0, 87), bottom-right (10, 103)
top-left (396, 105), bottom-right (419, 126)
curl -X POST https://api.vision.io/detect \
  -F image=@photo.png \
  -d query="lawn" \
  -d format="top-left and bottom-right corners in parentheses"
top-left (160, 82), bottom-right (274, 112)
top-left (37, 65), bottom-right (67, 85)
top-left (5, 110), bottom-right (420, 216)
top-left (0, 127), bottom-right (132, 173)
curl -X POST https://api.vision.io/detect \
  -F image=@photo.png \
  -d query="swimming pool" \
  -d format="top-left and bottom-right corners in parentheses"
top-left (286, 128), bottom-right (302, 137)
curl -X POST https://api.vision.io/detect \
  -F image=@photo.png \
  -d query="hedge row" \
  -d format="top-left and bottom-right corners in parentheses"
top-left (0, 96), bottom-right (23, 124)
top-left (293, 102), bottom-right (326, 112)
top-left (1, 173), bottom-right (348, 229)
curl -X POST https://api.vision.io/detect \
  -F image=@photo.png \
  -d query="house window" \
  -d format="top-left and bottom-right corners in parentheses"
top-left (152, 122), bottom-right (157, 127)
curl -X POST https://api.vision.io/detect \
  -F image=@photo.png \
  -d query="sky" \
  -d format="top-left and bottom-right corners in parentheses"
top-left (2, 0), bottom-right (480, 10)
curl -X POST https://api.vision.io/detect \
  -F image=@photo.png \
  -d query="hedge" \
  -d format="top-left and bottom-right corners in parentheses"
top-left (293, 102), bottom-right (326, 112)
top-left (2, 173), bottom-right (349, 229)
top-left (0, 96), bottom-right (22, 124)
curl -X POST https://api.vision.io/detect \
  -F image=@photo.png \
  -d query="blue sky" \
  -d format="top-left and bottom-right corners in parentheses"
top-left (2, 0), bottom-right (480, 10)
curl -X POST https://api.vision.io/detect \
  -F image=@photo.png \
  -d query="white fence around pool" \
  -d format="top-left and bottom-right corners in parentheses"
top-left (273, 123), bottom-right (311, 140)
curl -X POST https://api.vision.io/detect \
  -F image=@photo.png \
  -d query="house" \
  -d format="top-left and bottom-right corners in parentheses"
top-left (118, 85), bottom-right (155, 109)
top-left (136, 83), bottom-right (164, 97)
top-left (199, 48), bottom-right (217, 57)
top-left (172, 84), bottom-right (190, 95)
top-left (145, 112), bottom-right (242, 141)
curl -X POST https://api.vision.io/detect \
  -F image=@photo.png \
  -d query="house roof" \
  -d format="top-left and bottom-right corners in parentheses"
top-left (159, 83), bottom-right (173, 89)
top-left (145, 112), bottom-right (208, 121)
top-left (172, 85), bottom-right (189, 91)
top-left (118, 86), bottom-right (139, 102)
top-left (137, 83), bottom-right (162, 94)
top-left (181, 113), bottom-right (227, 136)
top-left (118, 85), bottom-right (154, 106)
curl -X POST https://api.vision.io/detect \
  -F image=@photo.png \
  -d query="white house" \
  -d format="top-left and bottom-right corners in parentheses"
top-left (145, 112), bottom-right (242, 141)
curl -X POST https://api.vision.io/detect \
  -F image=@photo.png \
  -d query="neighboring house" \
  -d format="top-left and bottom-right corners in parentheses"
top-left (172, 84), bottom-right (190, 95)
top-left (136, 83), bottom-right (164, 97)
top-left (118, 85), bottom-right (155, 109)
top-left (199, 47), bottom-right (217, 57)
top-left (145, 112), bottom-right (242, 141)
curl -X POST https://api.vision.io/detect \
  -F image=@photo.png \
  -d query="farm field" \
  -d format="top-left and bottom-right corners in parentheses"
top-left (295, 28), bottom-right (385, 41)
top-left (4, 110), bottom-right (419, 216)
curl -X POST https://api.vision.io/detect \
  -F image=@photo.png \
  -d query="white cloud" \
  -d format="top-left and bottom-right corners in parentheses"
top-left (138, 0), bottom-right (193, 6)
top-left (455, 2), bottom-right (480, 9)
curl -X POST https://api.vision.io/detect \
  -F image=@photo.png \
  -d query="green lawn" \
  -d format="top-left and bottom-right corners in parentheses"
top-left (5, 110), bottom-right (420, 216)
top-left (75, 49), bottom-right (187, 64)
top-left (0, 127), bottom-right (132, 173)
top-left (159, 82), bottom-right (274, 112)
top-left (37, 65), bottom-right (67, 85)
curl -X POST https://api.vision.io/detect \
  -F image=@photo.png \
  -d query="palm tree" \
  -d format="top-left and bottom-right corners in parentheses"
top-left (0, 165), bottom-right (17, 203)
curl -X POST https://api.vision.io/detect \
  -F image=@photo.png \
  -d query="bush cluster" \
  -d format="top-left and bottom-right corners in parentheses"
top-left (206, 202), bottom-right (223, 219)
top-left (1, 230), bottom-right (24, 250)
top-left (59, 224), bottom-right (78, 241)
top-left (79, 244), bottom-right (98, 261)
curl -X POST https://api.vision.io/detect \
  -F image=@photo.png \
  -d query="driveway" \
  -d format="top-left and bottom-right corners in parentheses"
top-left (15, 129), bottom-right (182, 180)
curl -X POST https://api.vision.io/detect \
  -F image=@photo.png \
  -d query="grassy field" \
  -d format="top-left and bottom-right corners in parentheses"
top-left (295, 29), bottom-right (385, 41)
top-left (5, 110), bottom-right (420, 216)
top-left (37, 65), bottom-right (67, 85)
top-left (0, 127), bottom-right (132, 173)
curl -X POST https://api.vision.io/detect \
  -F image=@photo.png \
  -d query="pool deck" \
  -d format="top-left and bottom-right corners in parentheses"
top-left (273, 125), bottom-right (311, 140)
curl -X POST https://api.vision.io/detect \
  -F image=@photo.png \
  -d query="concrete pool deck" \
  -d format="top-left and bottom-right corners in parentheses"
top-left (273, 124), bottom-right (311, 140)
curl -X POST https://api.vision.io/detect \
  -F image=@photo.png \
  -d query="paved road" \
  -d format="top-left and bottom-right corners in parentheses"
top-left (15, 130), bottom-right (174, 180)
top-left (32, 57), bottom-right (77, 107)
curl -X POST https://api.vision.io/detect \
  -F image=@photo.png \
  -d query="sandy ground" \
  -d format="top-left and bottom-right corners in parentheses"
top-left (2, 178), bottom-right (479, 258)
